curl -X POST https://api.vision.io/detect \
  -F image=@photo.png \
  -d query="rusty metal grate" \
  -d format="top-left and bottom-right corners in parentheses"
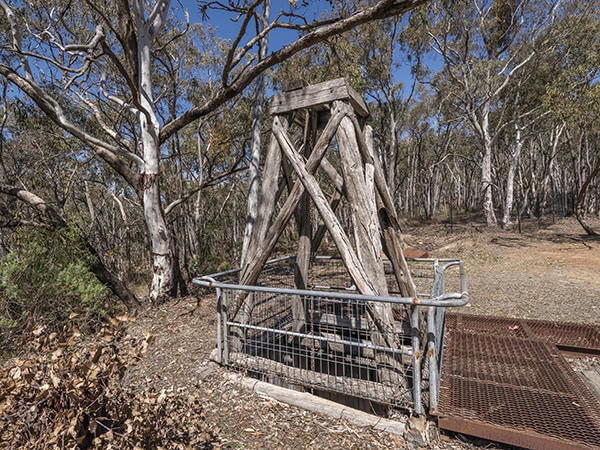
top-left (438, 329), bottom-right (600, 449)
top-left (444, 332), bottom-right (576, 394)
top-left (446, 313), bottom-right (600, 355)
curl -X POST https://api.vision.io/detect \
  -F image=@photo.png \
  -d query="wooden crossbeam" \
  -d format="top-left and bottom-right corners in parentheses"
top-left (272, 108), bottom-right (378, 297)
top-left (270, 78), bottom-right (369, 118)
top-left (238, 89), bottom-right (412, 385)
top-left (238, 103), bottom-right (346, 290)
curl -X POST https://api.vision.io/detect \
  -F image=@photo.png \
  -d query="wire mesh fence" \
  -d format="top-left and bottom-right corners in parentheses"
top-left (194, 256), bottom-right (467, 414)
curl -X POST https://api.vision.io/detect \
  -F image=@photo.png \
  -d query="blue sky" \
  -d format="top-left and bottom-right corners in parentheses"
top-left (176, 1), bottom-right (436, 98)
top-left (180, 1), bottom-right (333, 50)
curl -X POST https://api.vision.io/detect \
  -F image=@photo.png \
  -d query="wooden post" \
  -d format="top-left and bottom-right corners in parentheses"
top-left (234, 104), bottom-right (346, 321)
top-left (233, 80), bottom-right (417, 392)
top-left (337, 114), bottom-right (388, 295)
top-left (337, 115), bottom-right (406, 387)
top-left (291, 111), bottom-right (316, 337)
top-left (273, 111), bottom-right (407, 388)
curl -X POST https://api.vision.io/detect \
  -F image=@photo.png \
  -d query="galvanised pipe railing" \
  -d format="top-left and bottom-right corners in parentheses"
top-left (193, 256), bottom-right (468, 415)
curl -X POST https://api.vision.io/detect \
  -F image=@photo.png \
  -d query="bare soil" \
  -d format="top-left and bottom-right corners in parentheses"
top-left (123, 217), bottom-right (600, 449)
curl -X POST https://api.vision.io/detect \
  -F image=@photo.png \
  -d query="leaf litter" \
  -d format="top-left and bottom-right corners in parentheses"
top-left (1, 217), bottom-right (597, 449)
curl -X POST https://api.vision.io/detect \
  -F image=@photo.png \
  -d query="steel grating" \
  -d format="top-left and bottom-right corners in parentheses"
top-left (446, 313), bottom-right (600, 355)
top-left (437, 327), bottom-right (600, 449)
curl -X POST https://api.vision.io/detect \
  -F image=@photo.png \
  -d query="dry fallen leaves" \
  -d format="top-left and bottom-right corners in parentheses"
top-left (0, 317), bottom-right (219, 449)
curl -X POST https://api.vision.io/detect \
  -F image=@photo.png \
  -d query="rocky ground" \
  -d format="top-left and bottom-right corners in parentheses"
top-left (120, 217), bottom-right (599, 449)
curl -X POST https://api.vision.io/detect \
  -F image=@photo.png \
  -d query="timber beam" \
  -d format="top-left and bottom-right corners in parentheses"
top-left (270, 77), bottom-right (369, 118)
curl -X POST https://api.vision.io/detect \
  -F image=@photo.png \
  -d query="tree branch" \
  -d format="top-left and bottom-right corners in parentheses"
top-left (0, 182), bottom-right (66, 227)
top-left (0, 64), bottom-right (143, 188)
top-left (160, 0), bottom-right (428, 143)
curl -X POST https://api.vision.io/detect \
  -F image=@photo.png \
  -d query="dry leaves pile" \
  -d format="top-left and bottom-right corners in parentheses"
top-left (0, 316), bottom-right (218, 449)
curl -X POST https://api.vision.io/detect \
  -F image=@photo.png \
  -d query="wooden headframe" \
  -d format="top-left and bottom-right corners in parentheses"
top-left (239, 77), bottom-right (416, 299)
top-left (234, 78), bottom-right (419, 376)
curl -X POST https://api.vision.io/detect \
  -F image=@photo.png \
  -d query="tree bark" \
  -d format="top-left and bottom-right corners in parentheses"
top-left (241, 0), bottom-right (270, 266)
top-left (575, 162), bottom-right (600, 236)
top-left (481, 116), bottom-right (498, 226)
top-left (502, 124), bottom-right (523, 229)
top-left (137, 4), bottom-right (176, 303)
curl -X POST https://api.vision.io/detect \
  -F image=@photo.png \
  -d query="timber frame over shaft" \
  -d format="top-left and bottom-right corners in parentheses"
top-left (240, 77), bottom-right (417, 299)
top-left (236, 78), bottom-right (422, 378)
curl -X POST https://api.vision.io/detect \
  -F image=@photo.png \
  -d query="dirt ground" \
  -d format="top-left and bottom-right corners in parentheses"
top-left (123, 217), bottom-right (600, 449)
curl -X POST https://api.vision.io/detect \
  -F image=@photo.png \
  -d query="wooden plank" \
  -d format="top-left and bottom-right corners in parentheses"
top-left (270, 78), bottom-right (369, 117)
top-left (228, 352), bottom-right (410, 403)
top-left (238, 104), bottom-right (346, 293)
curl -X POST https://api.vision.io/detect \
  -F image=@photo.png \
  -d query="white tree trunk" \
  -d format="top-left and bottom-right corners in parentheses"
top-left (143, 175), bottom-right (174, 301)
top-left (502, 124), bottom-right (523, 229)
top-left (137, 1), bottom-right (174, 302)
top-left (480, 112), bottom-right (497, 226)
top-left (240, 0), bottom-right (270, 266)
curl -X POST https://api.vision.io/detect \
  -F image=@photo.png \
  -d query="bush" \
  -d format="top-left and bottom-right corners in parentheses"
top-left (0, 227), bottom-right (117, 350)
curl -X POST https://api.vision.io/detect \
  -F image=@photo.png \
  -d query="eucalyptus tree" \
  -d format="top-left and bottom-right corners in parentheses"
top-left (541, 1), bottom-right (600, 234)
top-left (0, 0), bottom-right (428, 302)
top-left (406, 0), bottom-right (566, 226)
top-left (0, 100), bottom-right (140, 304)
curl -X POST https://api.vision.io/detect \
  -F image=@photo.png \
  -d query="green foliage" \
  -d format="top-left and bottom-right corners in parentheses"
top-left (0, 227), bottom-right (114, 347)
top-left (56, 261), bottom-right (110, 307)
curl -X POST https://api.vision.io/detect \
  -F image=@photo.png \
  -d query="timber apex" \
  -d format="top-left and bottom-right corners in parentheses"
top-left (270, 77), bottom-right (370, 118)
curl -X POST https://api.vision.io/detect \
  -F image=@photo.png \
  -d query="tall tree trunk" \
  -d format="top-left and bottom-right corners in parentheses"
top-left (502, 124), bottom-right (523, 229)
top-left (142, 172), bottom-right (175, 302)
top-left (479, 110), bottom-right (497, 226)
top-left (241, 0), bottom-right (270, 266)
top-left (482, 133), bottom-right (497, 226)
top-left (138, 8), bottom-right (175, 303)
top-left (575, 162), bottom-right (600, 236)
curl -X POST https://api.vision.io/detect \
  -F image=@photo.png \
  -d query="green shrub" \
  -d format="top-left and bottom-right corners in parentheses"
top-left (0, 227), bottom-right (116, 350)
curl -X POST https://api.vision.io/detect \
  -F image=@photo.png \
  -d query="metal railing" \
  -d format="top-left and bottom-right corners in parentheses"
top-left (193, 256), bottom-right (467, 415)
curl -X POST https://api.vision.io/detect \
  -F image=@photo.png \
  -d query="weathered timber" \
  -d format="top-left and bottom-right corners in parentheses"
top-left (292, 111), bottom-right (316, 337)
top-left (311, 188), bottom-right (343, 257)
top-left (313, 312), bottom-right (411, 335)
top-left (224, 372), bottom-right (409, 437)
top-left (320, 157), bottom-right (345, 192)
top-left (311, 155), bottom-right (345, 256)
top-left (243, 118), bottom-right (287, 268)
top-left (362, 123), bottom-right (418, 299)
top-left (228, 353), bottom-right (411, 405)
top-left (337, 116), bottom-right (405, 385)
top-left (337, 115), bottom-right (387, 295)
top-left (272, 113), bottom-right (406, 386)
top-left (284, 79), bottom-right (308, 92)
top-left (318, 332), bottom-right (413, 361)
top-left (270, 77), bottom-right (369, 118)
top-left (272, 108), bottom-right (378, 297)
top-left (235, 105), bottom-right (346, 322)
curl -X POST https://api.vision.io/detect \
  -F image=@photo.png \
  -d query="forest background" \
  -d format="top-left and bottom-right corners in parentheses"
top-left (0, 0), bottom-right (598, 344)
